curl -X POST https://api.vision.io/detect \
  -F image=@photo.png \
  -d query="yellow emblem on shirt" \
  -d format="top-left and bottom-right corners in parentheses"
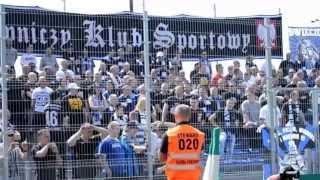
top-left (68, 98), bottom-right (83, 110)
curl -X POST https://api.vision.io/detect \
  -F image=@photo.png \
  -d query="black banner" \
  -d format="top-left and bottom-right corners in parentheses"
top-left (4, 6), bottom-right (282, 58)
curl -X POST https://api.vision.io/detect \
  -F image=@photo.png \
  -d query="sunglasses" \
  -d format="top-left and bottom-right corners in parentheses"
top-left (8, 134), bottom-right (14, 137)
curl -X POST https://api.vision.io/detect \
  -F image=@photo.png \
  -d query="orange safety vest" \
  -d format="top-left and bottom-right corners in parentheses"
top-left (165, 123), bottom-right (205, 180)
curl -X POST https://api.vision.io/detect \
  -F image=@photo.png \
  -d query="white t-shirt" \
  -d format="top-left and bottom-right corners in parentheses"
top-left (32, 87), bottom-right (53, 113)
top-left (259, 104), bottom-right (281, 127)
top-left (56, 69), bottom-right (75, 79)
top-left (20, 53), bottom-right (37, 66)
top-left (150, 132), bottom-right (162, 157)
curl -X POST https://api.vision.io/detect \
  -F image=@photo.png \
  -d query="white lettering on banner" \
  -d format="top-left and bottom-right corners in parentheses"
top-left (153, 23), bottom-right (175, 49)
top-left (31, 22), bottom-right (37, 44)
top-left (50, 29), bottom-right (58, 47)
top-left (199, 35), bottom-right (206, 50)
top-left (209, 32), bottom-right (216, 49)
top-left (17, 27), bottom-right (29, 43)
top-left (107, 26), bottom-right (114, 47)
top-left (282, 133), bottom-right (300, 142)
top-left (5, 20), bottom-right (253, 54)
top-left (188, 34), bottom-right (197, 50)
top-left (60, 30), bottom-right (71, 48)
top-left (83, 20), bottom-right (105, 48)
top-left (242, 34), bottom-right (250, 53)
top-left (40, 28), bottom-right (47, 44)
top-left (299, 128), bottom-right (315, 142)
top-left (227, 32), bottom-right (240, 49)
top-left (289, 28), bottom-right (320, 37)
top-left (131, 28), bottom-right (142, 47)
top-left (177, 34), bottom-right (187, 50)
top-left (6, 26), bottom-right (15, 40)
top-left (217, 35), bottom-right (226, 49)
top-left (117, 31), bottom-right (128, 47)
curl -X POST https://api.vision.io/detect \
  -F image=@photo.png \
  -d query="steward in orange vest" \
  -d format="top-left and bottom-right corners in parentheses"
top-left (159, 104), bottom-right (205, 180)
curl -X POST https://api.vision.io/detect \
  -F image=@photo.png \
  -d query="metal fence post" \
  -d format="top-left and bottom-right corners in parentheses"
top-left (311, 89), bottom-right (320, 173)
top-left (142, 1), bottom-right (153, 179)
top-left (264, 17), bottom-right (278, 175)
top-left (0, 4), bottom-right (9, 180)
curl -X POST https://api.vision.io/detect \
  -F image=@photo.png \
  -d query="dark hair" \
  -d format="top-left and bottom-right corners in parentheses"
top-left (50, 91), bottom-right (60, 101)
top-left (116, 103), bottom-right (124, 110)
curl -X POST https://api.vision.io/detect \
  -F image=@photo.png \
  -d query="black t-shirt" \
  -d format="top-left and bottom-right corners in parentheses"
top-left (193, 73), bottom-right (209, 85)
top-left (61, 95), bottom-right (85, 127)
top-left (299, 91), bottom-right (310, 113)
top-left (56, 87), bottom-right (68, 100)
top-left (164, 96), bottom-right (189, 122)
top-left (23, 81), bottom-right (37, 108)
top-left (32, 144), bottom-right (57, 180)
top-left (281, 102), bottom-right (304, 126)
top-left (279, 60), bottom-right (294, 76)
top-left (7, 78), bottom-right (26, 114)
top-left (80, 81), bottom-right (94, 100)
top-left (44, 102), bottom-right (62, 129)
top-left (73, 136), bottom-right (101, 160)
top-left (222, 92), bottom-right (242, 109)
top-left (153, 92), bottom-right (171, 109)
top-left (214, 108), bottom-right (242, 133)
top-left (190, 109), bottom-right (207, 125)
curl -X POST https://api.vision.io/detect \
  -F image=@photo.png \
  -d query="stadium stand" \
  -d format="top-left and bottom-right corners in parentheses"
top-left (0, 4), bottom-right (317, 180)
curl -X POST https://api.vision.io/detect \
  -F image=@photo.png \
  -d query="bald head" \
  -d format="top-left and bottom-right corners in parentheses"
top-left (174, 104), bottom-right (191, 123)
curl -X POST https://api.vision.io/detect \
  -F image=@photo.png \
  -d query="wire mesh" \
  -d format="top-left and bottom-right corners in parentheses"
top-left (2, 5), bottom-right (313, 180)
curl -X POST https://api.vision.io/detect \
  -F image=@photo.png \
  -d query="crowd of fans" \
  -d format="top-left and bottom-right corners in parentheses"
top-left (0, 38), bottom-right (317, 179)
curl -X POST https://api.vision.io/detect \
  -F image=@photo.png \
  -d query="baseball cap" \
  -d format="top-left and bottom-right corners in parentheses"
top-left (56, 71), bottom-right (65, 81)
top-left (67, 83), bottom-right (80, 90)
top-left (156, 51), bottom-right (164, 57)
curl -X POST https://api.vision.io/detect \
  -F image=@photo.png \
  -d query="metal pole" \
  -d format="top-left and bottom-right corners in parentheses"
top-left (62, 0), bottom-right (66, 12)
top-left (311, 90), bottom-right (320, 173)
top-left (0, 5), bottom-right (8, 180)
top-left (129, 0), bottom-right (134, 12)
top-left (143, 0), bottom-right (153, 180)
top-left (264, 17), bottom-right (278, 175)
top-left (213, 3), bottom-right (217, 18)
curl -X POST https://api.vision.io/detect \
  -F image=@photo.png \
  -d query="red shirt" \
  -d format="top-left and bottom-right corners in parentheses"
top-left (211, 74), bottom-right (223, 87)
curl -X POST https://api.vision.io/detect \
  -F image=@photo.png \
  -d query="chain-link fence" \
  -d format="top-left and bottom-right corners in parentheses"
top-left (2, 3), bottom-right (319, 180)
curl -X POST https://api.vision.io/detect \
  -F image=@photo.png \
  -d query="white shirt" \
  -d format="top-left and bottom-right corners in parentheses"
top-left (150, 132), bottom-right (162, 157)
top-left (259, 104), bottom-right (281, 127)
top-left (56, 69), bottom-right (75, 79)
top-left (32, 87), bottom-right (53, 113)
top-left (20, 53), bottom-right (37, 66)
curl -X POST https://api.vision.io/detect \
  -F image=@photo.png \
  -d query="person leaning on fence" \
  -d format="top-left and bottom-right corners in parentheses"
top-left (67, 122), bottom-right (108, 179)
top-left (32, 129), bottom-right (62, 180)
top-left (241, 87), bottom-right (261, 151)
top-left (159, 104), bottom-right (205, 180)
top-left (98, 121), bottom-right (128, 178)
